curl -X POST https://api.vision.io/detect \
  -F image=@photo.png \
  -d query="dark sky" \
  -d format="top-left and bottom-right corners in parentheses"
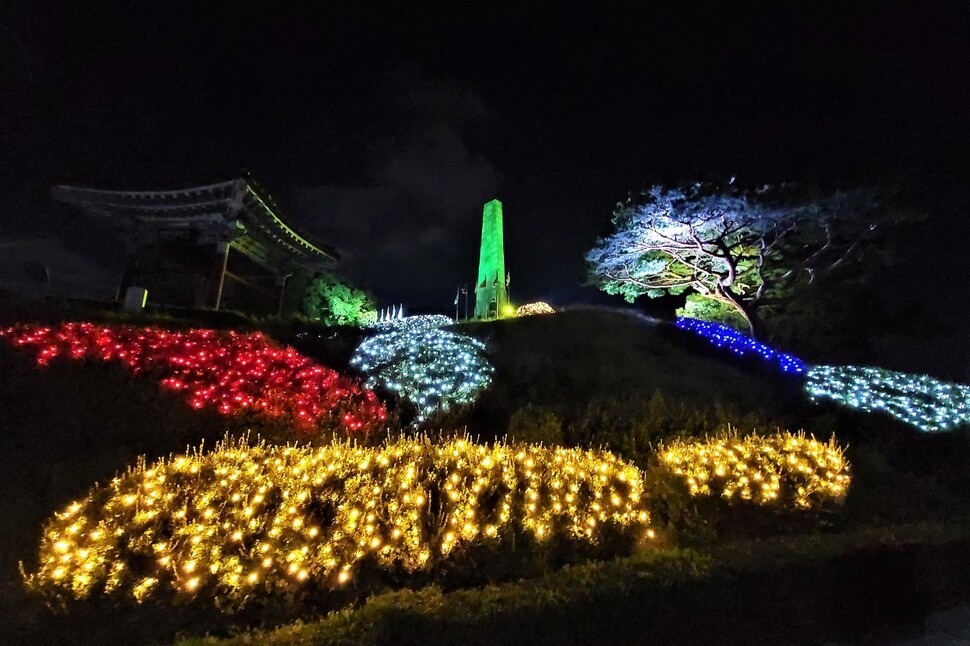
top-left (2, 3), bottom-right (969, 330)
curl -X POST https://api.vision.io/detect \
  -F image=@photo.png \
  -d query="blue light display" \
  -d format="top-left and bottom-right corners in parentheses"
top-left (674, 317), bottom-right (807, 375)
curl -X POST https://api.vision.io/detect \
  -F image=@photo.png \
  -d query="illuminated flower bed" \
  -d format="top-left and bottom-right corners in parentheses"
top-left (26, 436), bottom-right (649, 606)
top-left (805, 365), bottom-right (970, 432)
top-left (675, 317), bottom-right (806, 375)
top-left (515, 301), bottom-right (556, 317)
top-left (350, 328), bottom-right (493, 422)
top-left (0, 323), bottom-right (386, 433)
top-left (658, 432), bottom-right (850, 508)
top-left (372, 314), bottom-right (454, 333)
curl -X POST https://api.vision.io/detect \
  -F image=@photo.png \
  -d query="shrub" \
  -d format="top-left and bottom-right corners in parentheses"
top-left (508, 406), bottom-right (564, 445)
top-left (675, 293), bottom-right (747, 329)
top-left (564, 392), bottom-right (781, 468)
top-left (303, 274), bottom-right (377, 327)
top-left (371, 314), bottom-right (453, 333)
top-left (643, 430), bottom-right (851, 540)
top-left (657, 430), bottom-right (850, 508)
top-left (0, 323), bottom-right (387, 435)
top-left (515, 302), bottom-right (555, 317)
top-left (350, 329), bottom-right (493, 422)
top-left (25, 436), bottom-right (651, 609)
top-left (805, 364), bottom-right (970, 432)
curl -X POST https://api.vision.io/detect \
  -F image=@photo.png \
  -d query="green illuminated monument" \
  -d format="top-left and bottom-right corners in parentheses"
top-left (474, 199), bottom-right (510, 319)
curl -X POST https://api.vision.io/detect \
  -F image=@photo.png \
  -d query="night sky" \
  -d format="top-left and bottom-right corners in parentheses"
top-left (2, 3), bottom-right (969, 371)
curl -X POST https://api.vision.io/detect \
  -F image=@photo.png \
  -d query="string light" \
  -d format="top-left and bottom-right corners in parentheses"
top-left (675, 317), bottom-right (806, 375)
top-left (515, 302), bottom-right (556, 317)
top-left (659, 431), bottom-right (850, 508)
top-left (25, 435), bottom-right (651, 606)
top-left (350, 328), bottom-right (493, 422)
top-left (0, 323), bottom-right (386, 434)
top-left (805, 365), bottom-right (970, 432)
top-left (372, 315), bottom-right (453, 333)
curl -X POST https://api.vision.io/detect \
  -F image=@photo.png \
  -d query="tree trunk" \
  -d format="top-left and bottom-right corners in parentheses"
top-left (715, 286), bottom-right (765, 339)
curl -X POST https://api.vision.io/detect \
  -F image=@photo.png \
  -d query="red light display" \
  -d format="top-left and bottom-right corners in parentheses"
top-left (1, 323), bottom-right (386, 434)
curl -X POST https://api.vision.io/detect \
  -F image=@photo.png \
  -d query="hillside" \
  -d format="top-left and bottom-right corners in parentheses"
top-left (2, 308), bottom-right (969, 644)
top-left (457, 309), bottom-right (805, 428)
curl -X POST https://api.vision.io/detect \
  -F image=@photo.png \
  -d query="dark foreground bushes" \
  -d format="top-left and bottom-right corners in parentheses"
top-left (180, 524), bottom-right (970, 646)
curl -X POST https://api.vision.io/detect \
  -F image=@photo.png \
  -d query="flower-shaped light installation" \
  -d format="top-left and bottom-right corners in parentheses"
top-left (350, 328), bottom-right (492, 421)
top-left (515, 302), bottom-right (556, 317)
top-left (0, 323), bottom-right (386, 433)
top-left (659, 431), bottom-right (850, 508)
top-left (805, 365), bottom-right (970, 432)
top-left (675, 317), bottom-right (806, 375)
top-left (26, 436), bottom-right (650, 606)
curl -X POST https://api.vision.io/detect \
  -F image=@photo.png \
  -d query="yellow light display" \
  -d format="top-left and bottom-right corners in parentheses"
top-left (658, 432), bottom-right (850, 508)
top-left (25, 436), bottom-right (650, 606)
top-left (515, 301), bottom-right (556, 317)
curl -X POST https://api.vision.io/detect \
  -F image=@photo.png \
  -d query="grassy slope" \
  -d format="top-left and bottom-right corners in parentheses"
top-left (460, 310), bottom-right (800, 418)
top-left (181, 523), bottom-right (970, 646)
top-left (0, 311), bottom-right (794, 583)
top-left (459, 311), bottom-right (970, 525)
top-left (441, 310), bottom-right (815, 449)
top-left (0, 344), bottom-right (240, 641)
top-left (1, 308), bottom-right (969, 643)
top-left (176, 312), bottom-right (970, 645)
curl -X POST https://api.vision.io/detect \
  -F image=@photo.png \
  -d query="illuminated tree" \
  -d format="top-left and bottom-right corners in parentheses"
top-left (303, 273), bottom-right (377, 327)
top-left (585, 182), bottom-right (890, 338)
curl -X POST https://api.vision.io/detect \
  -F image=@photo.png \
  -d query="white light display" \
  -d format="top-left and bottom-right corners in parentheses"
top-left (351, 328), bottom-right (493, 421)
top-left (371, 314), bottom-right (454, 333)
top-left (805, 365), bottom-right (970, 432)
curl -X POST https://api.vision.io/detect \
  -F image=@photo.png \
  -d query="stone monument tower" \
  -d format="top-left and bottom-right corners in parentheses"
top-left (474, 199), bottom-right (509, 319)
